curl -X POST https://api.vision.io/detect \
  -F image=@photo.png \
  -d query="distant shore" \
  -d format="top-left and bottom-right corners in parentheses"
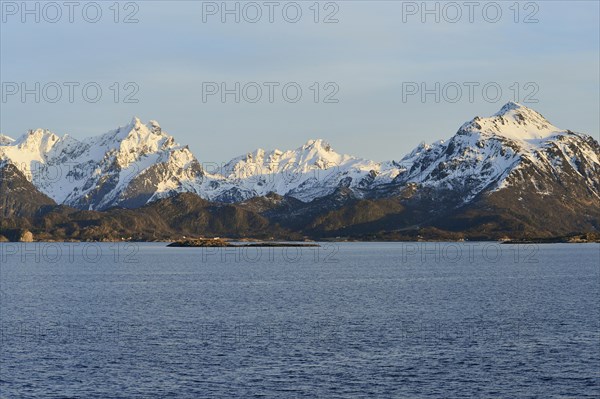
top-left (499, 235), bottom-right (600, 244)
top-left (1, 235), bottom-right (598, 244)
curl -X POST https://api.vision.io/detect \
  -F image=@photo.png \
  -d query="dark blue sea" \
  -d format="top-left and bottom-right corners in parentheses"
top-left (1, 242), bottom-right (598, 398)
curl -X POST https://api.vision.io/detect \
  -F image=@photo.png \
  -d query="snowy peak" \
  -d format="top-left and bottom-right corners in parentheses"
top-left (13, 129), bottom-right (61, 151)
top-left (494, 101), bottom-right (525, 115)
top-left (88, 117), bottom-right (182, 169)
top-left (491, 101), bottom-right (541, 119)
top-left (301, 138), bottom-right (333, 153)
top-left (128, 116), bottom-right (161, 135)
top-left (460, 102), bottom-right (562, 141)
top-left (118, 117), bottom-right (166, 140)
top-left (0, 129), bottom-right (77, 168)
top-left (296, 138), bottom-right (356, 168)
top-left (103, 117), bottom-right (165, 142)
top-left (493, 102), bottom-right (556, 130)
top-left (223, 138), bottom-right (362, 179)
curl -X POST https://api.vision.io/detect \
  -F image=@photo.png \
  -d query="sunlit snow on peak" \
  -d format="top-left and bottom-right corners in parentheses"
top-left (461, 102), bottom-right (562, 141)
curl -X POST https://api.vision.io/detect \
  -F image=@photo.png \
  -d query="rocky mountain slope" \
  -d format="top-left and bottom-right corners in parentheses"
top-left (0, 161), bottom-right (56, 219)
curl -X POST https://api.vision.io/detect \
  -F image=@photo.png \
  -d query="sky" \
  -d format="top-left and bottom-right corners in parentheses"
top-left (1, 0), bottom-right (598, 163)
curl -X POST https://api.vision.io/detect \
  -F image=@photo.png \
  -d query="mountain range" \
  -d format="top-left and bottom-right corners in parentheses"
top-left (1, 102), bottom-right (599, 241)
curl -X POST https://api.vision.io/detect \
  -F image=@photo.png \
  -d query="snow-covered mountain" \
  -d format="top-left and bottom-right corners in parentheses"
top-left (1, 103), bottom-right (598, 211)
top-left (384, 102), bottom-right (600, 205)
top-left (0, 118), bottom-right (204, 209)
top-left (201, 139), bottom-right (402, 203)
top-left (0, 121), bottom-right (405, 209)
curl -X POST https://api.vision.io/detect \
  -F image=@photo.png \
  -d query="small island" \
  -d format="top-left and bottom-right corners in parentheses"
top-left (167, 238), bottom-right (320, 248)
top-left (500, 233), bottom-right (600, 244)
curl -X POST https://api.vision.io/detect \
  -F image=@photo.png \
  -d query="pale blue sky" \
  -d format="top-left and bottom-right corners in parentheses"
top-left (1, 1), bottom-right (598, 162)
